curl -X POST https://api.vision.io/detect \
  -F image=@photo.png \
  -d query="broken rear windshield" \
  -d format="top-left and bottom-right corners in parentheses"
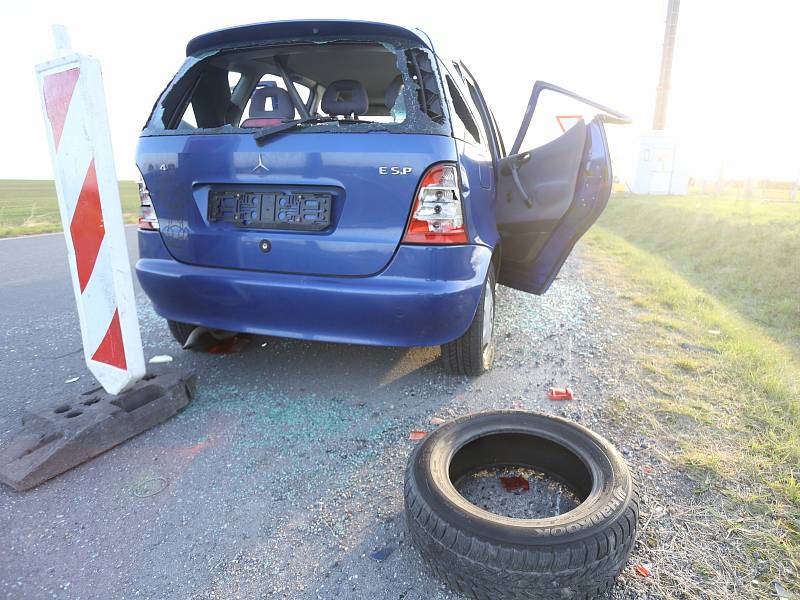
top-left (142, 37), bottom-right (450, 137)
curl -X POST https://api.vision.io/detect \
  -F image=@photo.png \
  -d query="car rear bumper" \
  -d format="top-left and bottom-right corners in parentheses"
top-left (136, 230), bottom-right (492, 347)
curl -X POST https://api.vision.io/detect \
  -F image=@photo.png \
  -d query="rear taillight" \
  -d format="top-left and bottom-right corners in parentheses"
top-left (137, 171), bottom-right (159, 231)
top-left (402, 163), bottom-right (467, 244)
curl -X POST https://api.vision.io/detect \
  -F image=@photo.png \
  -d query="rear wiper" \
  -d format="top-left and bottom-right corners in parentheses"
top-left (253, 117), bottom-right (375, 143)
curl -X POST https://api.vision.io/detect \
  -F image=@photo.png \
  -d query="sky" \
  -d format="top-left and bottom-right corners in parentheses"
top-left (1, 0), bottom-right (798, 183)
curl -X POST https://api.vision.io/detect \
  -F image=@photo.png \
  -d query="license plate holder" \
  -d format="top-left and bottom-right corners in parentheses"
top-left (208, 190), bottom-right (332, 231)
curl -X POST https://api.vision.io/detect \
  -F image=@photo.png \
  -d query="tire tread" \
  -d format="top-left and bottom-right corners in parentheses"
top-left (404, 455), bottom-right (639, 600)
top-left (441, 269), bottom-right (494, 376)
top-left (167, 320), bottom-right (195, 347)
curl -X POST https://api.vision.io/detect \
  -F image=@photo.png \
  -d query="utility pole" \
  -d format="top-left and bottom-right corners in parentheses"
top-left (629, 0), bottom-right (688, 195)
top-left (653, 0), bottom-right (680, 130)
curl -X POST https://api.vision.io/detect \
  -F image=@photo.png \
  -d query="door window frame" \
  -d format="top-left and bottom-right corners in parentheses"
top-left (508, 81), bottom-right (631, 155)
top-left (438, 60), bottom-right (483, 148)
top-left (456, 62), bottom-right (505, 170)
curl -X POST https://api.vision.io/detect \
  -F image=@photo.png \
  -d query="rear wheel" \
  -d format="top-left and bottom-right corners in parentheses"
top-left (167, 320), bottom-right (196, 347)
top-left (441, 267), bottom-right (495, 376)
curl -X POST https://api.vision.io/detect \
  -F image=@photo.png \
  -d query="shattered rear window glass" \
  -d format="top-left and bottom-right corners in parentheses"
top-left (143, 37), bottom-right (451, 137)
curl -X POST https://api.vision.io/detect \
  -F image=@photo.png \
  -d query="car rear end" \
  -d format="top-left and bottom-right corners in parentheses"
top-left (135, 20), bottom-right (493, 347)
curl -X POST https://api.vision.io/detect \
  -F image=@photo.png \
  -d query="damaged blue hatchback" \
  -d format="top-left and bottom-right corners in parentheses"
top-left (135, 19), bottom-right (628, 375)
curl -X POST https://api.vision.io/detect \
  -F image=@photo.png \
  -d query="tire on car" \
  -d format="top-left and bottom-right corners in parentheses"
top-left (441, 267), bottom-right (496, 376)
top-left (167, 320), bottom-right (196, 347)
top-left (404, 411), bottom-right (639, 600)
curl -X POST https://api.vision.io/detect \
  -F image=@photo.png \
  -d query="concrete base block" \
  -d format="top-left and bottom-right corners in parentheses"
top-left (0, 369), bottom-right (195, 491)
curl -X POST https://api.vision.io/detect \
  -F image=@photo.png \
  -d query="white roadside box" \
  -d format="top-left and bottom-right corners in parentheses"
top-left (631, 131), bottom-right (689, 196)
top-left (35, 29), bottom-right (145, 394)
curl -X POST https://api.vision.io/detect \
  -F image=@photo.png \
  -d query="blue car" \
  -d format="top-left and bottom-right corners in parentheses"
top-left (136, 20), bottom-right (628, 375)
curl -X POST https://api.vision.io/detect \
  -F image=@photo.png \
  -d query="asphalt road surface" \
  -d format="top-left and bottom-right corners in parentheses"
top-left (0, 228), bottom-right (618, 600)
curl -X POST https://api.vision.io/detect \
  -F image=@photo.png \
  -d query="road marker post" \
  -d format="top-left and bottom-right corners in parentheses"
top-left (0, 27), bottom-right (195, 492)
top-left (35, 27), bottom-right (144, 395)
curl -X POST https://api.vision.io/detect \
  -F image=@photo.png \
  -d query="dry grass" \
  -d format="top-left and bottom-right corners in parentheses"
top-left (597, 194), bottom-right (800, 349)
top-left (582, 197), bottom-right (799, 596)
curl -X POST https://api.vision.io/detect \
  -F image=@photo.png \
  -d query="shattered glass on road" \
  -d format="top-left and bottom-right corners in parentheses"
top-left (1, 237), bottom-right (627, 599)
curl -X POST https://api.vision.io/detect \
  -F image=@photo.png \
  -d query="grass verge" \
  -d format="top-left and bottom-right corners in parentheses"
top-left (0, 179), bottom-right (139, 237)
top-left (596, 195), bottom-right (800, 349)
top-left (584, 200), bottom-right (799, 592)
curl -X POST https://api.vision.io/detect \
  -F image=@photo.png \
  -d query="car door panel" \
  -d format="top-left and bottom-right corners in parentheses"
top-left (498, 119), bottom-right (611, 294)
top-left (496, 120), bottom-right (587, 267)
top-left (495, 81), bottom-right (628, 295)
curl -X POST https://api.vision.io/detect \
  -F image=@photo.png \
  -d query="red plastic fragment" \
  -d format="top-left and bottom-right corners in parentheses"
top-left (634, 563), bottom-right (652, 577)
top-left (499, 475), bottom-right (530, 492)
top-left (409, 430), bottom-right (427, 441)
top-left (548, 387), bottom-right (574, 401)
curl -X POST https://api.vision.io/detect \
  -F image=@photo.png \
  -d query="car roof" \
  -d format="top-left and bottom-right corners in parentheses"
top-left (186, 19), bottom-right (434, 56)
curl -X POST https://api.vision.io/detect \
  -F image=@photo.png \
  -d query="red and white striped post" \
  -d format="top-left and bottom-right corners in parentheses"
top-left (35, 26), bottom-right (145, 394)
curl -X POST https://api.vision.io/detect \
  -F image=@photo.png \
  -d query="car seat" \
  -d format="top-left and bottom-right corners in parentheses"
top-left (240, 83), bottom-right (296, 127)
top-left (321, 80), bottom-right (368, 118)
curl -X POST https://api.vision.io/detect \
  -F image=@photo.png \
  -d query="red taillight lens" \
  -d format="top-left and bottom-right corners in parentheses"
top-left (137, 172), bottom-right (159, 231)
top-left (402, 163), bottom-right (467, 244)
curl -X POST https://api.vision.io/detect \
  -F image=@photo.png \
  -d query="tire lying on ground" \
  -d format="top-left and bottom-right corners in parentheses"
top-left (404, 411), bottom-right (638, 600)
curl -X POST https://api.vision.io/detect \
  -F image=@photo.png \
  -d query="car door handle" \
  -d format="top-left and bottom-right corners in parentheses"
top-left (501, 153), bottom-right (533, 208)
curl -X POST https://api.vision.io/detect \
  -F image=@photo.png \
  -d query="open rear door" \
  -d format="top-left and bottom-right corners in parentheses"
top-left (496, 81), bottom-right (629, 294)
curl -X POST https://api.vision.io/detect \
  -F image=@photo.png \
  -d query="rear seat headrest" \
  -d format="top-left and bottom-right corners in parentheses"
top-left (249, 86), bottom-right (295, 120)
top-left (321, 80), bottom-right (368, 116)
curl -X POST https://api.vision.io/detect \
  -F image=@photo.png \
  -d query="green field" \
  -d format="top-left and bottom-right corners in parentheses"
top-left (0, 179), bottom-right (139, 237)
top-left (585, 194), bottom-right (800, 590)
